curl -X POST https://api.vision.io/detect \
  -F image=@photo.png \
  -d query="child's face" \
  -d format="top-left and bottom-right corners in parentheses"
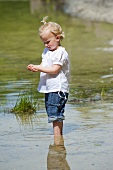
top-left (40, 30), bottom-right (60, 51)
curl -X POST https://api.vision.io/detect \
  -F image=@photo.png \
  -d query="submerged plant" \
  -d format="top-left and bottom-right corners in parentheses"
top-left (11, 92), bottom-right (37, 114)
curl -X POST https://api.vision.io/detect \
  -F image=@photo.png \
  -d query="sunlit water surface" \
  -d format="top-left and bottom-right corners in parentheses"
top-left (0, 80), bottom-right (113, 170)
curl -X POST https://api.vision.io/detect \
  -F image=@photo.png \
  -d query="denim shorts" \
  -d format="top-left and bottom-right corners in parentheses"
top-left (45, 91), bottom-right (68, 123)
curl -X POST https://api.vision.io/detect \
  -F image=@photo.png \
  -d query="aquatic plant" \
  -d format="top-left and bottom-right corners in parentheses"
top-left (10, 92), bottom-right (37, 114)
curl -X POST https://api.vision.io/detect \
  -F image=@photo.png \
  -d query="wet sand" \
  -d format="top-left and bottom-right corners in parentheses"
top-left (0, 101), bottom-right (113, 170)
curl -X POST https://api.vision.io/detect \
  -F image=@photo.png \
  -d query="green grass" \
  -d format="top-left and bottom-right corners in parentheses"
top-left (0, 1), bottom-right (71, 81)
top-left (10, 92), bottom-right (38, 113)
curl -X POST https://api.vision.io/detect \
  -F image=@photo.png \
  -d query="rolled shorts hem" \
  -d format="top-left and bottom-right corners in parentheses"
top-left (48, 116), bottom-right (65, 123)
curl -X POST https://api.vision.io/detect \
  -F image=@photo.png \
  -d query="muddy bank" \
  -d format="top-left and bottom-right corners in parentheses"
top-left (64, 0), bottom-right (113, 23)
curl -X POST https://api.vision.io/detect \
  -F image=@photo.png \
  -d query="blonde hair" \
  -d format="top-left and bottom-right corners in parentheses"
top-left (39, 16), bottom-right (65, 40)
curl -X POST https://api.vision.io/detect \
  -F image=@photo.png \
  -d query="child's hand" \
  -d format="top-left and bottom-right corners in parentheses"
top-left (27, 64), bottom-right (39, 72)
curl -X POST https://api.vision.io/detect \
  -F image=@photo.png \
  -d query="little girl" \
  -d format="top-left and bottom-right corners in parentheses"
top-left (27, 17), bottom-right (69, 144)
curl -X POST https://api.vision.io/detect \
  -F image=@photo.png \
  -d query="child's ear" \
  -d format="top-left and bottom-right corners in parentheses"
top-left (56, 35), bottom-right (60, 41)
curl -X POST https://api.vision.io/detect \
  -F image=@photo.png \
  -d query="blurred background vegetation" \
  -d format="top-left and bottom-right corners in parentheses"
top-left (0, 0), bottom-right (113, 101)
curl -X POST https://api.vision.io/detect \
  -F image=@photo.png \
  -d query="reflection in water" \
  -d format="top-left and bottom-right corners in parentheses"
top-left (47, 137), bottom-right (70, 170)
top-left (15, 112), bottom-right (39, 127)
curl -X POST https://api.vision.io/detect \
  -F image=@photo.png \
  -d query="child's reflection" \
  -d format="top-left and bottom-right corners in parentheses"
top-left (47, 136), bottom-right (70, 170)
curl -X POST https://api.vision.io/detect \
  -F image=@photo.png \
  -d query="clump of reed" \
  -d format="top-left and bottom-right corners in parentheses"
top-left (11, 92), bottom-right (37, 114)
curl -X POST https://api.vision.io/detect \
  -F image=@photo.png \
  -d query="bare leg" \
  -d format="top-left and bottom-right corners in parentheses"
top-left (53, 121), bottom-right (63, 145)
top-left (53, 121), bottom-right (63, 136)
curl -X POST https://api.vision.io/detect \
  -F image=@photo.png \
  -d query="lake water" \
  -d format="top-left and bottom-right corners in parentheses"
top-left (0, 1), bottom-right (113, 170)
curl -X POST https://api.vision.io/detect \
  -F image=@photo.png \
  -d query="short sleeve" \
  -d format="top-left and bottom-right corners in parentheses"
top-left (53, 47), bottom-right (68, 66)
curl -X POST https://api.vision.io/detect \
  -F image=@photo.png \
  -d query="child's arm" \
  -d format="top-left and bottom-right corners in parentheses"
top-left (27, 64), bottom-right (61, 74)
top-left (38, 64), bottom-right (61, 74)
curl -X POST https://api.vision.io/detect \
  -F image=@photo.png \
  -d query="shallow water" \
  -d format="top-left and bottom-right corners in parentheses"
top-left (0, 81), bottom-right (113, 170)
top-left (0, 1), bottom-right (113, 170)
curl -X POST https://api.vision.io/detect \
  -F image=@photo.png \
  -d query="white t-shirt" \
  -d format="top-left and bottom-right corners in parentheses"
top-left (37, 46), bottom-right (69, 93)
